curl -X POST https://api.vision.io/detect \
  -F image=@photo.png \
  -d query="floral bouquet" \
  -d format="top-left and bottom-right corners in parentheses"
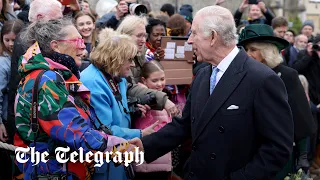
top-left (284, 169), bottom-right (313, 180)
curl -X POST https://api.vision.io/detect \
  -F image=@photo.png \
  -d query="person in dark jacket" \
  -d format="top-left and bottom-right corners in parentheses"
top-left (160, 3), bottom-right (175, 17)
top-left (179, 4), bottom-right (193, 37)
top-left (301, 20), bottom-right (315, 43)
top-left (271, 16), bottom-right (288, 38)
top-left (284, 29), bottom-right (296, 45)
top-left (130, 6), bottom-right (294, 180)
top-left (234, 0), bottom-right (275, 27)
top-left (16, 0), bottom-right (30, 24)
top-left (298, 75), bottom-right (319, 163)
top-left (282, 34), bottom-right (308, 67)
top-left (238, 24), bottom-right (316, 178)
top-left (100, 0), bottom-right (138, 30)
top-left (292, 35), bottom-right (320, 105)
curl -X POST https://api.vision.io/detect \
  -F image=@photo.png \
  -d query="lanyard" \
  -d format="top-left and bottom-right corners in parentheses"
top-left (102, 72), bottom-right (129, 114)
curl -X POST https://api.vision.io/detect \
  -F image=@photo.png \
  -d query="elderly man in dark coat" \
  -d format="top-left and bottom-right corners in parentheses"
top-left (130, 5), bottom-right (294, 180)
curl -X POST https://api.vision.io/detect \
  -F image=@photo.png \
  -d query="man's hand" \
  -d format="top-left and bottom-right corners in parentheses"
top-left (239, 0), bottom-right (249, 13)
top-left (164, 99), bottom-right (180, 117)
top-left (307, 43), bottom-right (313, 56)
top-left (69, 0), bottom-right (81, 11)
top-left (142, 121), bottom-right (159, 137)
top-left (164, 99), bottom-right (175, 111)
top-left (0, 124), bottom-right (8, 142)
top-left (129, 138), bottom-right (144, 152)
top-left (258, 1), bottom-right (267, 13)
top-left (137, 104), bottom-right (151, 118)
top-left (115, 1), bottom-right (128, 20)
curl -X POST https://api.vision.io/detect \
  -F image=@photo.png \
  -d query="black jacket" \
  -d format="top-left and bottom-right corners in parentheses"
top-left (192, 61), bottom-right (210, 76)
top-left (273, 64), bottom-right (316, 141)
top-left (6, 33), bottom-right (27, 143)
top-left (142, 48), bottom-right (293, 180)
top-left (234, 8), bottom-right (275, 27)
top-left (292, 50), bottom-right (320, 105)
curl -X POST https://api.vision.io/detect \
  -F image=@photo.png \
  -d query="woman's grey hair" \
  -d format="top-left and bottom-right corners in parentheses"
top-left (21, 18), bottom-right (74, 56)
top-left (248, 42), bottom-right (283, 68)
top-left (298, 75), bottom-right (309, 95)
top-left (197, 6), bottom-right (238, 47)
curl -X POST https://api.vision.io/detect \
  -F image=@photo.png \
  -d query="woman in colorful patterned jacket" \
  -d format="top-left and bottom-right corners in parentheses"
top-left (14, 18), bottom-right (133, 180)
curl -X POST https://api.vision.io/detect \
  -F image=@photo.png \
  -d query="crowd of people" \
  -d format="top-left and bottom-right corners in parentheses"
top-left (0, 0), bottom-right (319, 179)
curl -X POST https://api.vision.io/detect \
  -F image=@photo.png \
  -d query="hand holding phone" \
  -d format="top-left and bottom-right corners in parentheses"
top-left (248, 0), bottom-right (258, 4)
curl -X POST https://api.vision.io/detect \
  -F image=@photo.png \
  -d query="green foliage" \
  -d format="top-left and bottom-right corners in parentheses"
top-left (288, 16), bottom-right (303, 35)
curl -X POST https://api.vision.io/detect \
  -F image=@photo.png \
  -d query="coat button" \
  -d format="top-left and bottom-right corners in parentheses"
top-left (219, 126), bottom-right (225, 133)
top-left (192, 145), bottom-right (196, 151)
top-left (211, 153), bottom-right (216, 160)
top-left (192, 117), bottom-right (195, 123)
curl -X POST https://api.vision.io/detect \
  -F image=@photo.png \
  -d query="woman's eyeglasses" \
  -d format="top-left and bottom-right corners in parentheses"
top-left (57, 38), bottom-right (85, 49)
top-left (135, 33), bottom-right (148, 39)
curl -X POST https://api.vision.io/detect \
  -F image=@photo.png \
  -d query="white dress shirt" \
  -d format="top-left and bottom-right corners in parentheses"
top-left (213, 46), bottom-right (240, 86)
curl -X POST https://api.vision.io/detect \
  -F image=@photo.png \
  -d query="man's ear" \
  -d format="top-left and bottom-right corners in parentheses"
top-left (210, 30), bottom-right (218, 47)
top-left (50, 40), bottom-right (60, 53)
top-left (36, 14), bottom-right (44, 21)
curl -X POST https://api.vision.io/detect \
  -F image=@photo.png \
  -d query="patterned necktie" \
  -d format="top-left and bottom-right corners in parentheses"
top-left (210, 66), bottom-right (219, 95)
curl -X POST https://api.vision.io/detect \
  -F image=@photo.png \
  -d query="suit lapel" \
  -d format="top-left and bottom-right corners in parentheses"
top-left (193, 49), bottom-right (248, 142)
top-left (194, 66), bottom-right (211, 117)
top-left (192, 66), bottom-right (211, 137)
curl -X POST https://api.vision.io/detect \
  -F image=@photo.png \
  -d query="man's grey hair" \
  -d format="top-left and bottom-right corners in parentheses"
top-left (294, 34), bottom-right (308, 43)
top-left (197, 6), bottom-right (238, 47)
top-left (21, 18), bottom-right (74, 56)
top-left (28, 0), bottom-right (62, 22)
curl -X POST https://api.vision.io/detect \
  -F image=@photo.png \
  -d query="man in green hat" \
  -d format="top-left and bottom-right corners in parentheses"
top-left (129, 5), bottom-right (293, 180)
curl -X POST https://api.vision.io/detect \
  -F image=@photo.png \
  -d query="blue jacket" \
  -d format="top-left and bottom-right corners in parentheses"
top-left (80, 64), bottom-right (141, 180)
top-left (81, 64), bottom-right (141, 139)
top-left (0, 53), bottom-right (11, 123)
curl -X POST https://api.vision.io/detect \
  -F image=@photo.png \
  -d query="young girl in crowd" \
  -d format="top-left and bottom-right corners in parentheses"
top-left (0, 19), bottom-right (23, 180)
top-left (0, 19), bottom-right (24, 143)
top-left (133, 60), bottom-right (172, 180)
top-left (74, 11), bottom-right (97, 58)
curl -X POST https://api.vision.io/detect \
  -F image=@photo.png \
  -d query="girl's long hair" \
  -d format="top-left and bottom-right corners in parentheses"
top-left (74, 11), bottom-right (97, 52)
top-left (0, 19), bottom-right (24, 56)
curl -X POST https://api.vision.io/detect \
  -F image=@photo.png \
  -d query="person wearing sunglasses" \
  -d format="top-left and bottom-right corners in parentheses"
top-left (14, 18), bottom-right (135, 180)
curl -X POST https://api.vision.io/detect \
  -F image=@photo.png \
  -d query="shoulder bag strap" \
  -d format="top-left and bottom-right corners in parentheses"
top-left (31, 70), bottom-right (45, 179)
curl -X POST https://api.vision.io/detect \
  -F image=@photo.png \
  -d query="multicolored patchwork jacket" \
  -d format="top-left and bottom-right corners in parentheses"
top-left (14, 42), bottom-right (133, 180)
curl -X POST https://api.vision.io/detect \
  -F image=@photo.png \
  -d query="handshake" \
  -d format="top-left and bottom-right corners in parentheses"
top-left (128, 137), bottom-right (144, 152)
